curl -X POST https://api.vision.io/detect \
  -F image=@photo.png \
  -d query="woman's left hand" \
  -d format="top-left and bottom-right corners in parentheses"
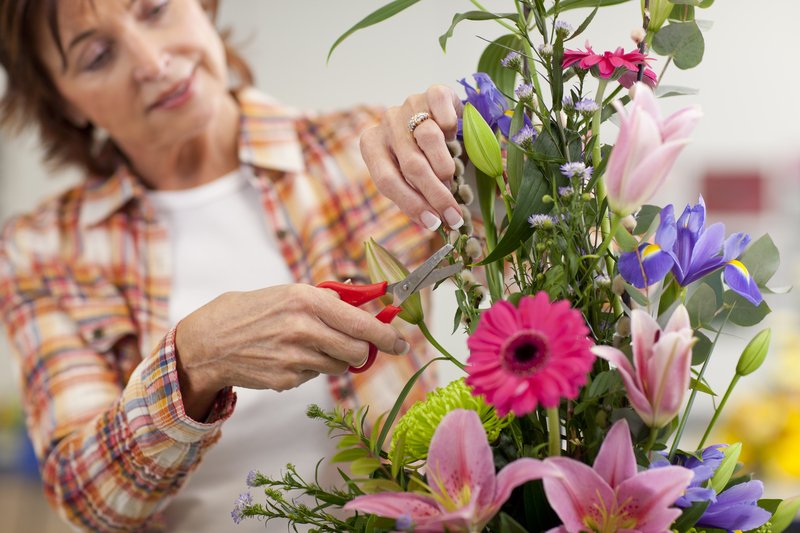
top-left (360, 84), bottom-right (464, 232)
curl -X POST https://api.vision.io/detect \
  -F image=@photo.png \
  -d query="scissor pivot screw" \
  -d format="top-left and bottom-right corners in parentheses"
top-left (403, 283), bottom-right (409, 291)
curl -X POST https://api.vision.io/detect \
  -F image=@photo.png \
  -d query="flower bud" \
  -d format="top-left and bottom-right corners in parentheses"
top-left (462, 103), bottom-right (504, 178)
top-left (538, 43), bottom-right (554, 61)
top-left (461, 269), bottom-right (477, 288)
top-left (542, 195), bottom-right (553, 204)
top-left (612, 275), bottom-right (626, 296)
top-left (621, 214), bottom-right (637, 233)
top-left (555, 21), bottom-right (573, 39)
top-left (458, 184), bottom-right (474, 205)
top-left (710, 443), bottom-right (741, 494)
top-left (365, 238), bottom-right (424, 324)
top-left (616, 316), bottom-right (631, 338)
top-left (500, 50), bottom-right (523, 73)
top-left (736, 329), bottom-right (771, 376)
top-left (447, 140), bottom-right (463, 158)
top-left (453, 157), bottom-right (465, 178)
top-left (464, 237), bottom-right (482, 260)
top-left (631, 27), bottom-right (647, 45)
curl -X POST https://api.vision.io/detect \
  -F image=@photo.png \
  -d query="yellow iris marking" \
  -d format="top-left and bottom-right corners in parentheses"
top-left (727, 259), bottom-right (750, 276)
top-left (504, 109), bottom-right (515, 116)
top-left (642, 244), bottom-right (661, 258)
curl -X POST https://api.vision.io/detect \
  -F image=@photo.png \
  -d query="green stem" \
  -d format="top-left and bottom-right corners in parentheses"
top-left (417, 320), bottom-right (466, 371)
top-left (642, 427), bottom-right (659, 454)
top-left (468, 0), bottom-right (518, 33)
top-left (495, 174), bottom-right (513, 220)
top-left (698, 373), bottom-right (740, 449)
top-left (591, 78), bottom-right (609, 210)
top-left (669, 306), bottom-right (733, 462)
top-left (547, 406), bottom-right (561, 456)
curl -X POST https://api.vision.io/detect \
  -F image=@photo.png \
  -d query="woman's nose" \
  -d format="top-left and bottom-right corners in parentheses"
top-left (128, 31), bottom-right (169, 83)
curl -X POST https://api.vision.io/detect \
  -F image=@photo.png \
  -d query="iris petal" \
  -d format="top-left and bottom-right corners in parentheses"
top-left (619, 243), bottom-right (674, 288)
top-left (724, 260), bottom-right (763, 306)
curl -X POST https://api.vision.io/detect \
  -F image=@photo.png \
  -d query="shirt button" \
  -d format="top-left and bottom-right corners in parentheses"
top-left (276, 229), bottom-right (287, 239)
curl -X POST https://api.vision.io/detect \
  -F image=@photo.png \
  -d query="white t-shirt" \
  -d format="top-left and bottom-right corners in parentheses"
top-left (146, 167), bottom-right (340, 531)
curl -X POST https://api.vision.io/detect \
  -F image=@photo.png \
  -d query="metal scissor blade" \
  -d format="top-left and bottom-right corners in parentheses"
top-left (413, 263), bottom-right (464, 292)
top-left (390, 244), bottom-right (454, 305)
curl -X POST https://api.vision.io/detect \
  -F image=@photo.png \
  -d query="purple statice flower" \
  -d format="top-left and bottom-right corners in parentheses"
top-left (558, 186), bottom-right (574, 198)
top-left (559, 161), bottom-right (593, 181)
top-left (511, 125), bottom-right (537, 150)
top-left (555, 20), bottom-right (573, 38)
top-left (246, 469), bottom-right (258, 487)
top-left (528, 214), bottom-right (555, 229)
top-left (501, 50), bottom-right (523, 70)
top-left (574, 98), bottom-right (601, 116)
top-left (231, 492), bottom-right (253, 525)
top-left (395, 514), bottom-right (414, 532)
top-left (515, 83), bottom-right (535, 104)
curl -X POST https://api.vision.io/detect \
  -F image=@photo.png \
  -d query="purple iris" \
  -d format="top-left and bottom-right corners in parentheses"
top-left (650, 445), bottom-right (771, 533)
top-left (456, 73), bottom-right (530, 140)
top-left (618, 196), bottom-right (763, 305)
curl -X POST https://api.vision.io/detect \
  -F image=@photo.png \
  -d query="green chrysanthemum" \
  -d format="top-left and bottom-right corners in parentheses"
top-left (390, 378), bottom-right (513, 463)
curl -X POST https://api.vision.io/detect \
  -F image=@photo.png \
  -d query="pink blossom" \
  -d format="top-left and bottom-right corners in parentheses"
top-left (562, 41), bottom-right (653, 82)
top-left (543, 419), bottom-right (694, 533)
top-left (603, 82), bottom-right (702, 217)
top-left (343, 409), bottom-right (555, 533)
top-left (593, 306), bottom-right (697, 428)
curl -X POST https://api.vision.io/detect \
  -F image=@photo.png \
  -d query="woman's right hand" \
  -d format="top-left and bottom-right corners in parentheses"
top-left (174, 284), bottom-right (410, 421)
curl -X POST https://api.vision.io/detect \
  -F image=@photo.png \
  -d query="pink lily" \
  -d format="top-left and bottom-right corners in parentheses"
top-left (604, 82), bottom-right (702, 217)
top-left (593, 305), bottom-right (697, 428)
top-left (543, 419), bottom-right (694, 533)
top-left (343, 409), bottom-right (555, 533)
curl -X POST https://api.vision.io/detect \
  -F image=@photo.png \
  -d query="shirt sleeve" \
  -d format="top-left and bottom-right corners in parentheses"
top-left (0, 217), bottom-right (236, 533)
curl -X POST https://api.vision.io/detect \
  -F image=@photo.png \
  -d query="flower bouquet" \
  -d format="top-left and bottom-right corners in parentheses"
top-left (232, 1), bottom-right (799, 532)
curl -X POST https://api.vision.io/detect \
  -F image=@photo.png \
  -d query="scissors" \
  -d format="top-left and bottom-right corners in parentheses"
top-left (317, 244), bottom-right (463, 373)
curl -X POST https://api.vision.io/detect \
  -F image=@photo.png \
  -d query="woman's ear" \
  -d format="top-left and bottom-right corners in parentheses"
top-left (64, 103), bottom-right (89, 128)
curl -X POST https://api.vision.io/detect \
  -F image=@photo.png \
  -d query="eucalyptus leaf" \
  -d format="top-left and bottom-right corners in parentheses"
top-left (633, 205), bottom-right (662, 235)
top-left (740, 234), bottom-right (780, 287)
top-left (439, 12), bottom-right (520, 53)
top-left (652, 21), bottom-right (705, 69)
top-left (545, 0), bottom-right (632, 16)
top-left (692, 330), bottom-right (712, 366)
top-left (328, 0), bottom-right (423, 63)
top-left (696, 20), bottom-right (713, 31)
top-left (614, 224), bottom-right (640, 253)
top-left (686, 283), bottom-right (716, 328)
top-left (668, 0), bottom-right (701, 5)
top-left (625, 283), bottom-right (650, 307)
top-left (722, 290), bottom-right (771, 327)
top-left (698, 0), bottom-right (714, 7)
top-left (655, 85), bottom-right (699, 98)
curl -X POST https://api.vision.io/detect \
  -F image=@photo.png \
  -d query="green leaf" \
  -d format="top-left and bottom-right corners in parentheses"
top-left (652, 21), bottom-right (705, 69)
top-left (668, 0), bottom-right (701, 5)
top-left (374, 357), bottom-right (446, 454)
top-left (686, 283), bottom-right (716, 328)
top-left (476, 158), bottom-right (548, 266)
top-left (506, 99), bottom-right (527, 199)
top-left (655, 85), bottom-right (699, 98)
top-left (337, 435), bottom-right (362, 448)
top-left (361, 479), bottom-right (403, 494)
top-left (722, 290), bottom-right (771, 327)
top-left (331, 447), bottom-right (369, 463)
top-left (633, 205), bottom-right (662, 235)
top-left (587, 370), bottom-right (621, 399)
top-left (328, 0), bottom-right (423, 64)
top-left (614, 224), bottom-right (640, 253)
top-left (566, 1), bottom-right (600, 42)
top-left (698, 0), bottom-right (714, 7)
top-left (351, 457), bottom-right (382, 476)
top-left (689, 378), bottom-right (715, 396)
top-left (625, 283), bottom-right (651, 307)
top-left (545, 0), bottom-right (633, 16)
top-left (692, 330), bottom-right (712, 366)
top-left (499, 512), bottom-right (531, 533)
top-left (673, 500), bottom-right (711, 533)
top-left (391, 431), bottom-right (406, 477)
top-left (439, 12), bottom-right (520, 53)
top-left (771, 495), bottom-right (800, 533)
top-left (710, 442), bottom-right (742, 494)
top-left (740, 234), bottom-right (780, 287)
top-left (478, 34), bottom-right (524, 104)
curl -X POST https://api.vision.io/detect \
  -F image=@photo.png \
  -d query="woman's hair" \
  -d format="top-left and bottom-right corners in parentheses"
top-left (0, 0), bottom-right (253, 177)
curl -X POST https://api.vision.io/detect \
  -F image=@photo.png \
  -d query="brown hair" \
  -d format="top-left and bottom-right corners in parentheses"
top-left (0, 0), bottom-right (253, 177)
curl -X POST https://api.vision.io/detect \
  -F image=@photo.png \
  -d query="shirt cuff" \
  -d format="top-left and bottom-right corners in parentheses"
top-left (137, 325), bottom-right (237, 444)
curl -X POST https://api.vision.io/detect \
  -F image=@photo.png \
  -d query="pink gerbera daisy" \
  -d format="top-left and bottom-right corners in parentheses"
top-left (465, 292), bottom-right (595, 417)
top-left (562, 40), bottom-right (656, 86)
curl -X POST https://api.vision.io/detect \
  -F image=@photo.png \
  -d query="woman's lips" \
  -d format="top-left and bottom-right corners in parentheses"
top-left (147, 72), bottom-right (196, 112)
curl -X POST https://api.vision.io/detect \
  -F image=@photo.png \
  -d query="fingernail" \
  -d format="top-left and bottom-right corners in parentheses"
top-left (420, 211), bottom-right (442, 232)
top-left (394, 339), bottom-right (410, 356)
top-left (444, 207), bottom-right (464, 229)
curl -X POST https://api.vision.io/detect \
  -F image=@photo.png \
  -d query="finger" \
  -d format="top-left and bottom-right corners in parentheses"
top-left (425, 84), bottom-right (462, 141)
top-left (362, 128), bottom-right (444, 232)
top-left (413, 120), bottom-right (455, 183)
top-left (316, 289), bottom-right (409, 358)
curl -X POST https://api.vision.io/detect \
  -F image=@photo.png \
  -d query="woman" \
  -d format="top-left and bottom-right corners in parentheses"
top-left (0, 0), bottom-right (463, 531)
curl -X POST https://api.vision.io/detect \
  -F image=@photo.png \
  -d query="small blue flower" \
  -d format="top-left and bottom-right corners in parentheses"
top-left (562, 95), bottom-right (575, 111)
top-left (559, 162), bottom-right (593, 181)
top-left (246, 469), bottom-right (258, 487)
top-left (574, 98), bottom-right (601, 116)
top-left (555, 20), bottom-right (573, 38)
top-left (528, 214), bottom-right (555, 229)
top-left (396, 514), bottom-right (414, 532)
top-left (501, 50), bottom-right (523, 70)
top-left (511, 125), bottom-right (537, 150)
top-left (231, 492), bottom-right (253, 525)
top-left (515, 83), bottom-right (535, 104)
top-left (558, 186), bottom-right (574, 198)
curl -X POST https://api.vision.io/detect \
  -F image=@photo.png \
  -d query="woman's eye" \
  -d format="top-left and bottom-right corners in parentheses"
top-left (146, 0), bottom-right (169, 19)
top-left (84, 48), bottom-right (111, 72)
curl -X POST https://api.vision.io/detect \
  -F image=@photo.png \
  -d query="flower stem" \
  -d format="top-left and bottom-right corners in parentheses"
top-left (642, 426), bottom-right (659, 454)
top-left (668, 306), bottom-right (733, 462)
top-left (417, 320), bottom-right (466, 371)
top-left (468, 0), bottom-right (518, 33)
top-left (547, 406), bottom-right (561, 456)
top-left (698, 373), bottom-right (740, 449)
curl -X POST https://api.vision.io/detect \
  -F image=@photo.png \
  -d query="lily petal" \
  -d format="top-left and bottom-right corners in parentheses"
top-left (593, 418), bottom-right (637, 488)
top-left (615, 466), bottom-right (694, 533)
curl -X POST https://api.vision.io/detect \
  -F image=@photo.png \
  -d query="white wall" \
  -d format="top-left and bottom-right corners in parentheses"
top-left (0, 1), bottom-right (798, 455)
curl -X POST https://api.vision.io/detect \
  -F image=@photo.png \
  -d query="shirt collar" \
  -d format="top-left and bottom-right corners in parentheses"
top-left (79, 88), bottom-right (305, 228)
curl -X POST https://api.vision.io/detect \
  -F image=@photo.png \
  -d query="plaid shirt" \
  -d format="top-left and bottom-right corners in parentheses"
top-left (0, 88), bottom-right (434, 533)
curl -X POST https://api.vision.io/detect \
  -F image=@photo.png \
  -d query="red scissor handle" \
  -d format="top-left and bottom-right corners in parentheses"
top-left (316, 281), bottom-right (401, 373)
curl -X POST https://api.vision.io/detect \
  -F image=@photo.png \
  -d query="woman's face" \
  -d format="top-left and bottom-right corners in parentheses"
top-left (38, 0), bottom-right (231, 151)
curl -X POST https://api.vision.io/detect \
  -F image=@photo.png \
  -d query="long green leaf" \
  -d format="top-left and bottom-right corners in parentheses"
top-left (546, 0), bottom-right (632, 16)
top-left (476, 158), bottom-right (549, 265)
top-left (374, 357), bottom-right (446, 454)
top-left (439, 12), bottom-right (520, 52)
top-left (566, 1), bottom-right (600, 42)
top-left (506, 100), bottom-right (526, 199)
top-left (328, 0), bottom-right (423, 64)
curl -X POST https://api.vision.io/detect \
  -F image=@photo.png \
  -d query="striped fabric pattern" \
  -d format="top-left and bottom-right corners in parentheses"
top-left (0, 88), bottom-right (434, 532)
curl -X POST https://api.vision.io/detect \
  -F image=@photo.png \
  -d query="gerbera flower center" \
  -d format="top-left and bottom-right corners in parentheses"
top-left (500, 329), bottom-right (551, 376)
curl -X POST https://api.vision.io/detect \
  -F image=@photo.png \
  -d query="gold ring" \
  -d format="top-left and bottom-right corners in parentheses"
top-left (407, 112), bottom-right (430, 134)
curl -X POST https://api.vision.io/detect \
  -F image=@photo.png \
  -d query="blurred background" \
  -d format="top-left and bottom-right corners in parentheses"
top-left (1, 1), bottom-right (798, 531)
